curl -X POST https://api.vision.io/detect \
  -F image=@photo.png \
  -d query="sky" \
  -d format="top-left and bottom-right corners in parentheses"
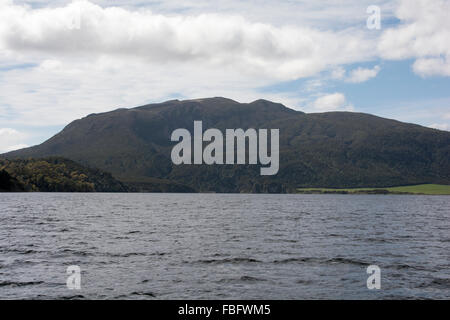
top-left (0, 0), bottom-right (449, 152)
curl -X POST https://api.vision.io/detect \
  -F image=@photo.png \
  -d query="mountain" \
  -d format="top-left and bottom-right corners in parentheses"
top-left (2, 97), bottom-right (450, 192)
top-left (0, 157), bottom-right (128, 192)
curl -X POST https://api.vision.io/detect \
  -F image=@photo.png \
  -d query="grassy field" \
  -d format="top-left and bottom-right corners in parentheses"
top-left (296, 184), bottom-right (450, 195)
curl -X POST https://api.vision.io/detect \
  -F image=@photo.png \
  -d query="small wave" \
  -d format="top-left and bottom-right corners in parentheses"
top-left (281, 239), bottom-right (298, 243)
top-left (363, 238), bottom-right (393, 243)
top-left (272, 256), bottom-right (367, 266)
top-left (151, 252), bottom-right (167, 257)
top-left (419, 278), bottom-right (450, 289)
top-left (0, 280), bottom-right (44, 287)
top-left (57, 249), bottom-right (92, 257)
top-left (106, 252), bottom-right (147, 258)
top-left (389, 263), bottom-right (429, 272)
top-left (193, 257), bottom-right (261, 264)
top-left (272, 257), bottom-right (317, 264)
top-left (240, 275), bottom-right (266, 282)
top-left (328, 257), bottom-right (367, 266)
top-left (217, 276), bottom-right (267, 283)
top-left (296, 279), bottom-right (315, 285)
top-left (217, 276), bottom-right (266, 283)
top-left (1, 248), bottom-right (41, 255)
top-left (61, 295), bottom-right (86, 300)
top-left (131, 291), bottom-right (156, 297)
top-left (430, 278), bottom-right (450, 288)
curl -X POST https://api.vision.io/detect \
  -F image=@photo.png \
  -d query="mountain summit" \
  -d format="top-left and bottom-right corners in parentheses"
top-left (3, 98), bottom-right (450, 192)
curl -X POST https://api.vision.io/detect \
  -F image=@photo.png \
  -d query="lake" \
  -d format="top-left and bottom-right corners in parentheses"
top-left (0, 193), bottom-right (449, 299)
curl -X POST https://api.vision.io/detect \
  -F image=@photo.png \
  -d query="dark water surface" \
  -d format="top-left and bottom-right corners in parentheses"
top-left (0, 193), bottom-right (449, 299)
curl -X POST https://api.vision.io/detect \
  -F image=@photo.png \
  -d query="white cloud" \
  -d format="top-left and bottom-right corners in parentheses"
top-left (11, 0), bottom-right (397, 29)
top-left (0, 0), bottom-right (379, 127)
top-left (378, 0), bottom-right (450, 77)
top-left (413, 57), bottom-right (450, 77)
top-left (0, 128), bottom-right (29, 153)
top-left (0, 1), bottom-right (375, 81)
top-left (429, 123), bottom-right (450, 131)
top-left (303, 79), bottom-right (324, 92)
top-left (330, 66), bottom-right (346, 80)
top-left (0, 55), bottom-right (306, 127)
top-left (312, 93), bottom-right (354, 112)
top-left (0, 0), bottom-right (448, 136)
top-left (346, 65), bottom-right (380, 83)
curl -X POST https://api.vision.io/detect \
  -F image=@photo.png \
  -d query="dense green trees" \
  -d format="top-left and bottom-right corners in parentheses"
top-left (0, 169), bottom-right (25, 192)
top-left (0, 157), bottom-right (127, 192)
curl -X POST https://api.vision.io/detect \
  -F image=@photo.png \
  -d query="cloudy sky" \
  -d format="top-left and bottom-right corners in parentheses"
top-left (0, 0), bottom-right (449, 152)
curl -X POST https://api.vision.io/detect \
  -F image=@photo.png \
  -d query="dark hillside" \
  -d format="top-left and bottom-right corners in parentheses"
top-left (4, 98), bottom-right (450, 192)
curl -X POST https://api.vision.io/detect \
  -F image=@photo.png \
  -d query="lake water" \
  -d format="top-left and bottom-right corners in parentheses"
top-left (0, 193), bottom-right (449, 299)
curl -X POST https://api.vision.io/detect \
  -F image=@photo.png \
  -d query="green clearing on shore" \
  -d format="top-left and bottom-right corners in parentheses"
top-left (296, 184), bottom-right (450, 195)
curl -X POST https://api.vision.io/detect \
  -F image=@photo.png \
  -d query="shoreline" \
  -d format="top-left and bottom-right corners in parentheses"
top-left (296, 184), bottom-right (450, 195)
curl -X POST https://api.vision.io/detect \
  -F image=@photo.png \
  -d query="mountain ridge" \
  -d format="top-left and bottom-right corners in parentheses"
top-left (3, 97), bottom-right (450, 193)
